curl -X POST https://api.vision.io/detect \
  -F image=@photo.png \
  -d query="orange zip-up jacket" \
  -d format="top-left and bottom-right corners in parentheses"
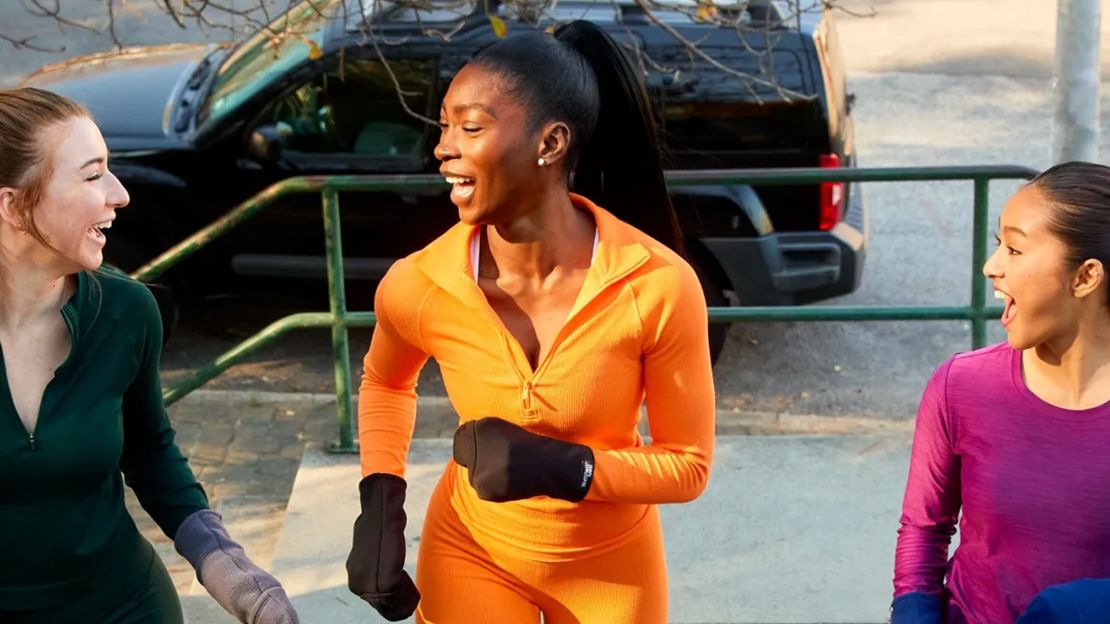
top-left (358, 194), bottom-right (715, 557)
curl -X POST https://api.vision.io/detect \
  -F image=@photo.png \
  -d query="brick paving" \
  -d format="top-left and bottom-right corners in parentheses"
top-left (126, 394), bottom-right (334, 591)
top-left (124, 392), bottom-right (460, 591)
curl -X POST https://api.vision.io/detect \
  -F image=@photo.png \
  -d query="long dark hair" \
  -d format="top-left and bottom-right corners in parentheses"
top-left (470, 21), bottom-right (683, 254)
top-left (1029, 161), bottom-right (1110, 308)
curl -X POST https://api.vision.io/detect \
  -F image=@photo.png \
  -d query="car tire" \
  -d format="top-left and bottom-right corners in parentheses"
top-left (691, 260), bottom-right (729, 366)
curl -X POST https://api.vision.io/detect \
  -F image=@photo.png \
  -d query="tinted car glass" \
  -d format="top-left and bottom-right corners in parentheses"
top-left (201, 0), bottom-right (337, 125)
top-left (272, 57), bottom-right (435, 157)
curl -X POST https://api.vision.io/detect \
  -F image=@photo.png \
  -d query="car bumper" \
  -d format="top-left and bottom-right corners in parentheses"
top-left (700, 188), bottom-right (868, 306)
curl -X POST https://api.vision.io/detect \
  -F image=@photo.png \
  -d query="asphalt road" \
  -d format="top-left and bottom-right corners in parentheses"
top-left (2, 0), bottom-right (1110, 419)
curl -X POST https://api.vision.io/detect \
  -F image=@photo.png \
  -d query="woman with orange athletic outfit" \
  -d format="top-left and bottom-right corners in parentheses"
top-left (344, 20), bottom-right (716, 624)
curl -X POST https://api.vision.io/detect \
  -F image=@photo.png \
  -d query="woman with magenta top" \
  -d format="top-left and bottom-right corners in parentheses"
top-left (891, 161), bottom-right (1110, 623)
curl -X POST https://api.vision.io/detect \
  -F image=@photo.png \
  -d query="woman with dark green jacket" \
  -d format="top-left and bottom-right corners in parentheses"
top-left (0, 87), bottom-right (300, 623)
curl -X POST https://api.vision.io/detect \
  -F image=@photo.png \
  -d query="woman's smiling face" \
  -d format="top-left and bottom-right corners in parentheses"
top-left (984, 185), bottom-right (1081, 349)
top-left (434, 64), bottom-right (546, 225)
top-left (15, 116), bottom-right (129, 271)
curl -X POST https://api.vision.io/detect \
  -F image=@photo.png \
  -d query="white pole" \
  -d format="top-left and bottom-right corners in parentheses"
top-left (1053, 0), bottom-right (1102, 163)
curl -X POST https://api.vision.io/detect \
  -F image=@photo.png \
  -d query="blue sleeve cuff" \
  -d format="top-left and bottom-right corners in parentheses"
top-left (1018, 578), bottom-right (1110, 623)
top-left (891, 591), bottom-right (942, 624)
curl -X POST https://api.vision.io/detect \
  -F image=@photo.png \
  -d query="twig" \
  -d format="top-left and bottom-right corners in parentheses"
top-left (632, 0), bottom-right (817, 103)
top-left (0, 29), bottom-right (62, 52)
top-left (606, 0), bottom-right (679, 81)
top-left (105, 0), bottom-right (124, 50)
top-left (826, 1), bottom-right (876, 18)
top-left (25, 0), bottom-right (102, 33)
top-left (161, 0), bottom-right (187, 29)
top-left (357, 0), bottom-right (438, 125)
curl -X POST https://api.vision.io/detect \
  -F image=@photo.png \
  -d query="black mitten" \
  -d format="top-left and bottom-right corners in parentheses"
top-left (345, 474), bottom-right (420, 621)
top-left (452, 417), bottom-right (595, 502)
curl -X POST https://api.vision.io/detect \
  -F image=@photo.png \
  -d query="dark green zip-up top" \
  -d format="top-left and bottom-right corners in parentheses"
top-left (0, 269), bottom-right (208, 611)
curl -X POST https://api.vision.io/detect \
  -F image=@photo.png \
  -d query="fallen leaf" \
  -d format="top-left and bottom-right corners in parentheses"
top-left (489, 15), bottom-right (508, 38)
top-left (306, 40), bottom-right (323, 60)
top-left (695, 1), bottom-right (718, 22)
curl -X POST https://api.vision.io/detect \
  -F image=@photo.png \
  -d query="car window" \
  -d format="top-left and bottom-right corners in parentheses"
top-left (650, 45), bottom-right (817, 150)
top-left (201, 0), bottom-right (337, 126)
top-left (269, 57), bottom-right (435, 158)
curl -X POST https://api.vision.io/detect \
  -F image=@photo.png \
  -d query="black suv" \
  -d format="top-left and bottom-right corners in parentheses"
top-left (21, 0), bottom-right (865, 361)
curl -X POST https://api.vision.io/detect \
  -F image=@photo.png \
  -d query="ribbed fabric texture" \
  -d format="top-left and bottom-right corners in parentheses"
top-left (357, 193), bottom-right (715, 560)
top-left (894, 343), bottom-right (1110, 623)
top-left (415, 478), bottom-right (669, 623)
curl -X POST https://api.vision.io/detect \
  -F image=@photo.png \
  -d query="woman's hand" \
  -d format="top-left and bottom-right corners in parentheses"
top-left (346, 473), bottom-right (421, 621)
top-left (175, 510), bottom-right (300, 624)
top-left (452, 417), bottom-right (595, 502)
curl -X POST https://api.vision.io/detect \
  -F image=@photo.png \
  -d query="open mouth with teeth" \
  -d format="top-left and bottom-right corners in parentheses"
top-left (444, 175), bottom-right (476, 202)
top-left (995, 289), bottom-right (1016, 327)
top-left (87, 219), bottom-right (112, 243)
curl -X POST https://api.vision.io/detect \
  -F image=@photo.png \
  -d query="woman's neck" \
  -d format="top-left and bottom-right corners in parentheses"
top-left (484, 187), bottom-right (596, 280)
top-left (1025, 311), bottom-right (1110, 410)
top-left (0, 235), bottom-right (72, 329)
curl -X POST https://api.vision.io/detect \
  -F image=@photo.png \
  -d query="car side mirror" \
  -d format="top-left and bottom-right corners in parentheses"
top-left (247, 123), bottom-right (291, 162)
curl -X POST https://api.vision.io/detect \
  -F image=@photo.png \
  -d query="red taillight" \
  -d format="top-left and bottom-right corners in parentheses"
top-left (819, 153), bottom-right (844, 231)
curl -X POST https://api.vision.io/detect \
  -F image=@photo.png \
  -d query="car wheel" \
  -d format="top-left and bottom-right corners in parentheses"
top-left (691, 260), bottom-right (729, 366)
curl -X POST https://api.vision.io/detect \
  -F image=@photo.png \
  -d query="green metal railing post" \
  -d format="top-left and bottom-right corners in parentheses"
top-left (323, 189), bottom-right (357, 453)
top-left (970, 177), bottom-right (991, 349)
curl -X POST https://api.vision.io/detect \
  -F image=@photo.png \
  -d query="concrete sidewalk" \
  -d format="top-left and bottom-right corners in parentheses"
top-left (259, 436), bottom-right (910, 624)
top-left (146, 391), bottom-right (916, 624)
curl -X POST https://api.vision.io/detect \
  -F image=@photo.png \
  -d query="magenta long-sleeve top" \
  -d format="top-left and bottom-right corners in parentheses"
top-left (894, 342), bottom-right (1110, 623)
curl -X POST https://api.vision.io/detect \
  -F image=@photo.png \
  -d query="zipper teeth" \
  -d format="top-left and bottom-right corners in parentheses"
top-left (521, 380), bottom-right (533, 411)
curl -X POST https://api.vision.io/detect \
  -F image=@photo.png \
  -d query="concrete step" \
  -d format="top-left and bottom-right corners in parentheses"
top-left (264, 434), bottom-right (913, 624)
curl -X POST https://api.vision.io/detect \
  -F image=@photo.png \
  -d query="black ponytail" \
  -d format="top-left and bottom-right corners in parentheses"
top-left (470, 21), bottom-right (683, 254)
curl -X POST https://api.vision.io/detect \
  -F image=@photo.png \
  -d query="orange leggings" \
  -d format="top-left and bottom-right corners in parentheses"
top-left (414, 489), bottom-right (668, 624)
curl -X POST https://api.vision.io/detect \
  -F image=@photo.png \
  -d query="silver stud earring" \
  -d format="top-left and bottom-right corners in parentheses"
top-left (538, 157), bottom-right (547, 167)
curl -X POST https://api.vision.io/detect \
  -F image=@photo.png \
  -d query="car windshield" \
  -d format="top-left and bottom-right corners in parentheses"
top-left (199, 0), bottom-right (339, 126)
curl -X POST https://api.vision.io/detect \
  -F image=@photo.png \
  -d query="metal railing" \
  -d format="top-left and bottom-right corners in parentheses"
top-left (132, 165), bottom-right (1038, 452)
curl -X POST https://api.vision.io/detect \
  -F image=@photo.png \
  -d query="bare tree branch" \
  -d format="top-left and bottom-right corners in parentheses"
top-left (105, 0), bottom-right (124, 50)
top-left (172, 0), bottom-right (273, 36)
top-left (0, 29), bottom-right (62, 52)
top-left (162, 0), bottom-right (189, 29)
top-left (631, 0), bottom-right (813, 102)
top-left (827, 1), bottom-right (875, 18)
top-left (25, 0), bottom-right (102, 33)
top-left (7, 0), bottom-right (838, 110)
top-left (356, 0), bottom-right (439, 125)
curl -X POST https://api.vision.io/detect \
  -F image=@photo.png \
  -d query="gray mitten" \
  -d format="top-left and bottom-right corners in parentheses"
top-left (175, 509), bottom-right (300, 624)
